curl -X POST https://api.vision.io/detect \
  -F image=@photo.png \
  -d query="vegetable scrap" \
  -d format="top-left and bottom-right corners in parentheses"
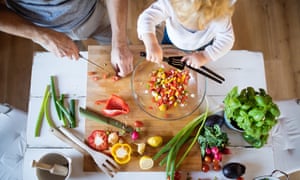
top-left (95, 94), bottom-right (130, 117)
top-left (147, 68), bottom-right (191, 112)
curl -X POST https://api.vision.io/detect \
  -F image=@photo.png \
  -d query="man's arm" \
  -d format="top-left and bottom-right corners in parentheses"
top-left (105, 0), bottom-right (133, 77)
top-left (0, 2), bottom-right (79, 59)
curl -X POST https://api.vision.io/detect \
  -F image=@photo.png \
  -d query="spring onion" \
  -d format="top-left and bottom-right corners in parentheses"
top-left (34, 85), bottom-right (50, 137)
top-left (153, 98), bottom-right (210, 180)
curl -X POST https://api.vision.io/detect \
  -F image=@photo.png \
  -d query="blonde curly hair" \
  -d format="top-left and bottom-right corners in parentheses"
top-left (170, 0), bottom-right (235, 30)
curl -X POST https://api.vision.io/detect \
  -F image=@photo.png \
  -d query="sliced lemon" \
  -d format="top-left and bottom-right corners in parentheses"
top-left (139, 156), bottom-right (154, 170)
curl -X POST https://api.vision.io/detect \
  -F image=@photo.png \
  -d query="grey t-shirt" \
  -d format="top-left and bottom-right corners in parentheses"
top-left (5, 0), bottom-right (97, 32)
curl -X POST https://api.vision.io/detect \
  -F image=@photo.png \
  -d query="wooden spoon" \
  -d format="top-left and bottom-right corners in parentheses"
top-left (32, 160), bottom-right (68, 176)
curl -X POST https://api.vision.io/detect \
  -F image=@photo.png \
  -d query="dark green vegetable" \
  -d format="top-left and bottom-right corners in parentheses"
top-left (69, 99), bottom-right (76, 125)
top-left (223, 86), bottom-right (280, 147)
top-left (35, 85), bottom-right (50, 137)
top-left (58, 94), bottom-right (68, 126)
top-left (50, 76), bottom-right (62, 120)
top-left (79, 107), bottom-right (134, 133)
top-left (56, 100), bottom-right (76, 128)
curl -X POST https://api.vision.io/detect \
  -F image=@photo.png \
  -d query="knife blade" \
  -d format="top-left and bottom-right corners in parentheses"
top-left (79, 53), bottom-right (110, 73)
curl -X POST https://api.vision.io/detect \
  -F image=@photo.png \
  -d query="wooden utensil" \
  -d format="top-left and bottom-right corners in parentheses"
top-left (58, 126), bottom-right (120, 178)
top-left (32, 160), bottom-right (68, 176)
top-left (50, 127), bottom-right (88, 155)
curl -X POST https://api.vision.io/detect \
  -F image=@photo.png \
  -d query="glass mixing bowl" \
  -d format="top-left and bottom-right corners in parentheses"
top-left (131, 60), bottom-right (206, 120)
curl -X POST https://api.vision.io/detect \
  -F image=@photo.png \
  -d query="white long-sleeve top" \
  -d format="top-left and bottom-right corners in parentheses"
top-left (137, 0), bottom-right (235, 61)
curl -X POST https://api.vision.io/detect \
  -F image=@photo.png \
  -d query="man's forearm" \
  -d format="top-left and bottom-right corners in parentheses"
top-left (0, 3), bottom-right (43, 42)
top-left (105, 0), bottom-right (128, 46)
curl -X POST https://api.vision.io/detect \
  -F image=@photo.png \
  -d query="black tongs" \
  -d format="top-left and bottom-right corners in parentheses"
top-left (140, 52), bottom-right (225, 84)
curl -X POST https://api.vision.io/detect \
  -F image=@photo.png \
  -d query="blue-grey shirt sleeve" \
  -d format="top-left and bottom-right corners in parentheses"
top-left (5, 0), bottom-right (97, 32)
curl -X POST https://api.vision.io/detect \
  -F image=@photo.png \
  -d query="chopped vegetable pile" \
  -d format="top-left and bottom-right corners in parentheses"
top-left (147, 68), bottom-right (191, 111)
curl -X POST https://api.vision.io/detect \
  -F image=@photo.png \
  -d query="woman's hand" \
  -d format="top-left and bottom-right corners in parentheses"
top-left (181, 51), bottom-right (211, 68)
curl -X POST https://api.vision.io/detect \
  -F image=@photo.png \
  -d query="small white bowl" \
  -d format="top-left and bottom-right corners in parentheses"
top-left (36, 152), bottom-right (72, 180)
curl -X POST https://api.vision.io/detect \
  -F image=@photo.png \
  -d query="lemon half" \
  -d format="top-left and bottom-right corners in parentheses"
top-left (139, 156), bottom-right (154, 170)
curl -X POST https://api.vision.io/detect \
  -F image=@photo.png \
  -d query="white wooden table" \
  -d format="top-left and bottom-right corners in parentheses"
top-left (23, 50), bottom-right (275, 180)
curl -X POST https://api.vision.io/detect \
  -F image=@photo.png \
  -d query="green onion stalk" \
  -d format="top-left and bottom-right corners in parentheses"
top-left (153, 98), bottom-right (217, 180)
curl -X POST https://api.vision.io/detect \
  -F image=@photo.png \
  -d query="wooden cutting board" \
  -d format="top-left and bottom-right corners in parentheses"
top-left (84, 45), bottom-right (203, 172)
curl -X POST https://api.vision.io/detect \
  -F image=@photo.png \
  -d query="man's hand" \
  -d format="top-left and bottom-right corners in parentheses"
top-left (34, 28), bottom-right (79, 60)
top-left (111, 44), bottom-right (133, 77)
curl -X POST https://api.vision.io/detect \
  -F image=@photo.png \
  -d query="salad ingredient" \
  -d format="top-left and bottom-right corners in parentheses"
top-left (96, 94), bottom-right (130, 117)
top-left (147, 136), bottom-right (163, 147)
top-left (131, 131), bottom-right (139, 140)
top-left (201, 163), bottom-right (210, 172)
top-left (35, 85), bottom-right (50, 137)
top-left (111, 143), bottom-right (132, 164)
top-left (204, 114), bottom-right (224, 127)
top-left (136, 143), bottom-right (146, 155)
top-left (153, 99), bottom-right (210, 180)
top-left (56, 100), bottom-right (76, 128)
top-left (108, 132), bottom-right (119, 144)
top-left (134, 120), bottom-right (144, 128)
top-left (79, 107), bottom-right (134, 133)
top-left (198, 125), bottom-right (229, 157)
top-left (50, 76), bottom-right (62, 120)
top-left (139, 156), bottom-right (154, 170)
top-left (223, 86), bottom-right (280, 148)
top-left (87, 130), bottom-right (109, 151)
top-left (148, 68), bottom-right (190, 111)
top-left (44, 90), bottom-right (55, 128)
top-left (204, 155), bottom-right (212, 163)
top-left (222, 162), bottom-right (246, 179)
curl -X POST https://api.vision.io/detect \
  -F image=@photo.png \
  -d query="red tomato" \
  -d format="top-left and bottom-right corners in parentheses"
top-left (134, 120), bottom-right (144, 127)
top-left (212, 164), bottom-right (221, 171)
top-left (87, 130), bottom-right (108, 151)
top-left (236, 177), bottom-right (244, 180)
top-left (201, 163), bottom-right (210, 172)
top-left (204, 155), bottom-right (212, 163)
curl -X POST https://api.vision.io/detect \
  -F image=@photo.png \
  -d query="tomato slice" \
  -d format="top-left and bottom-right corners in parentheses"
top-left (96, 94), bottom-right (130, 117)
top-left (87, 130), bottom-right (109, 151)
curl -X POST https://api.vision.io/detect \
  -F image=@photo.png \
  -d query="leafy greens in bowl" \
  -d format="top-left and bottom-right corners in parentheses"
top-left (223, 86), bottom-right (280, 148)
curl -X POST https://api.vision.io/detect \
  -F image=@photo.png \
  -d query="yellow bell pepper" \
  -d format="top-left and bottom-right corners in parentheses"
top-left (111, 143), bottom-right (132, 164)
